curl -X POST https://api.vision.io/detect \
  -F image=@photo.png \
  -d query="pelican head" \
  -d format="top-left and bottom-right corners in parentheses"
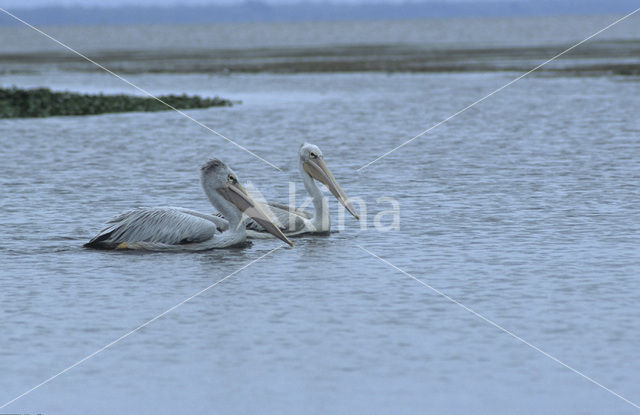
top-left (298, 143), bottom-right (359, 219)
top-left (201, 159), bottom-right (293, 246)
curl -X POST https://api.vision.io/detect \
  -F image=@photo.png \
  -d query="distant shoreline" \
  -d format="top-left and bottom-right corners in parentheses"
top-left (1, 1), bottom-right (639, 26)
top-left (2, 41), bottom-right (639, 77)
top-left (1, 15), bottom-right (638, 79)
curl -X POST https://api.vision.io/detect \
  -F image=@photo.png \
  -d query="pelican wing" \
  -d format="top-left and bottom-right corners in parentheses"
top-left (214, 202), bottom-right (310, 234)
top-left (85, 207), bottom-right (220, 248)
top-left (245, 202), bottom-right (308, 234)
top-left (172, 207), bottom-right (229, 232)
top-left (266, 202), bottom-right (313, 219)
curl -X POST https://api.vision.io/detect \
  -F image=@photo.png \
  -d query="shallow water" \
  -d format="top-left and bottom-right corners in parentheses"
top-left (2, 69), bottom-right (639, 414)
top-left (1, 18), bottom-right (640, 415)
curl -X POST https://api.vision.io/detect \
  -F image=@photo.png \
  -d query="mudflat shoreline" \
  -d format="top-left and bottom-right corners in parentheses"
top-left (1, 40), bottom-right (639, 76)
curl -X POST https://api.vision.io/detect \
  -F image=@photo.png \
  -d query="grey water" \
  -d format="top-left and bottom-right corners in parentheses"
top-left (2, 14), bottom-right (639, 53)
top-left (2, 17), bottom-right (640, 415)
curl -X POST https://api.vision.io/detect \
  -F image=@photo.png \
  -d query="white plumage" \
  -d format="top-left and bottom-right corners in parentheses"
top-left (241, 143), bottom-right (359, 238)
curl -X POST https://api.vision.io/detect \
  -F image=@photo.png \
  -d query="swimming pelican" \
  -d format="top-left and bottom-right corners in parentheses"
top-left (244, 143), bottom-right (359, 238)
top-left (84, 159), bottom-right (293, 250)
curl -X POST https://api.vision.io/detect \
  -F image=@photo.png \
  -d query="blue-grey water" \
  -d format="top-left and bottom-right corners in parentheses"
top-left (2, 17), bottom-right (640, 415)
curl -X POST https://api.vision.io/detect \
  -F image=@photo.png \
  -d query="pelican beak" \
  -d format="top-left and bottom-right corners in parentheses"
top-left (303, 157), bottom-right (359, 219)
top-left (219, 182), bottom-right (294, 247)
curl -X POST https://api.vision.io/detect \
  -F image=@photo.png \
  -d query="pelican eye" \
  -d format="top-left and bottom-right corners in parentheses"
top-left (228, 175), bottom-right (238, 184)
top-left (310, 152), bottom-right (317, 159)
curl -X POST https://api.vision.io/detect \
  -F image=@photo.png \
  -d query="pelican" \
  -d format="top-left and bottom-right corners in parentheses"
top-left (243, 143), bottom-right (359, 238)
top-left (84, 159), bottom-right (293, 250)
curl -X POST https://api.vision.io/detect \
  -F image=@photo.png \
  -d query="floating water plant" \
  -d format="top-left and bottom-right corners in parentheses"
top-left (0, 87), bottom-right (234, 118)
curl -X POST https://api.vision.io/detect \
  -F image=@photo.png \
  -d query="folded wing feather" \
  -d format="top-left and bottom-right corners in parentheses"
top-left (86, 207), bottom-right (221, 247)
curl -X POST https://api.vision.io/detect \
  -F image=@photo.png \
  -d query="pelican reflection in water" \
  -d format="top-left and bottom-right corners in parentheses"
top-left (85, 159), bottom-right (293, 250)
top-left (243, 143), bottom-right (359, 238)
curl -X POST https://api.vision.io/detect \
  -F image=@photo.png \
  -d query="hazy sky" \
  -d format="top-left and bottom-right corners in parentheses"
top-left (2, 0), bottom-right (510, 9)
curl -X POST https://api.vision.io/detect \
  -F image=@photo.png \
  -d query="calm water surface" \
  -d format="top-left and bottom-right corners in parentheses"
top-left (1, 22), bottom-right (640, 415)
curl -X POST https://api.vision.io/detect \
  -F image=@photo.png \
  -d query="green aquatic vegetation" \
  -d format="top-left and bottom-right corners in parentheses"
top-left (0, 87), bottom-right (234, 118)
